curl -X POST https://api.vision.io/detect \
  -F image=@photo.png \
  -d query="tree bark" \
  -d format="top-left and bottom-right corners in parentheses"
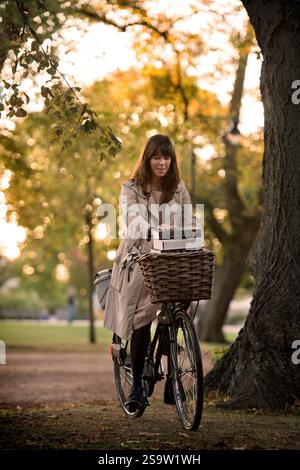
top-left (205, 0), bottom-right (300, 409)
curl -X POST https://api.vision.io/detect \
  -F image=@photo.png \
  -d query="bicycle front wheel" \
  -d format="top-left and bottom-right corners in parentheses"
top-left (169, 310), bottom-right (204, 431)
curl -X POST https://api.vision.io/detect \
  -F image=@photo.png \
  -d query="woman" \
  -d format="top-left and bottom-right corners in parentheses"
top-left (104, 134), bottom-right (192, 411)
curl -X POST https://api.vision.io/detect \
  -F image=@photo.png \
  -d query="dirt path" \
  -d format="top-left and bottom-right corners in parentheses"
top-left (1, 401), bottom-right (300, 450)
top-left (1, 349), bottom-right (300, 450)
top-left (0, 348), bottom-right (213, 407)
top-left (0, 350), bottom-right (115, 407)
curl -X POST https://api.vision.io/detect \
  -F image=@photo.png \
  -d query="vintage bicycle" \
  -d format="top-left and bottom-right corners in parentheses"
top-left (108, 248), bottom-right (215, 431)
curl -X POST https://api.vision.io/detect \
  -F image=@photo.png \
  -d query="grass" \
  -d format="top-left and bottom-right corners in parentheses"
top-left (0, 320), bottom-right (113, 352)
top-left (0, 320), bottom-right (237, 354)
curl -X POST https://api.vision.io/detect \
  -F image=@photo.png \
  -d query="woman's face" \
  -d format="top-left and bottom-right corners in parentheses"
top-left (149, 154), bottom-right (171, 179)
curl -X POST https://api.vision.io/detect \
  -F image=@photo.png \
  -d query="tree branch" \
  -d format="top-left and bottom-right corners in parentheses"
top-left (192, 192), bottom-right (229, 244)
top-left (223, 24), bottom-right (254, 224)
top-left (73, 6), bottom-right (169, 40)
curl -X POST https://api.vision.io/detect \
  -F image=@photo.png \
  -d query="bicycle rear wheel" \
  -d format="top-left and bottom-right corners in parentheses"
top-left (112, 334), bottom-right (145, 418)
top-left (169, 310), bottom-right (204, 431)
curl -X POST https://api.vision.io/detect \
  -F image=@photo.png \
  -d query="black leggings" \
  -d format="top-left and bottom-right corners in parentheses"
top-left (130, 322), bottom-right (151, 388)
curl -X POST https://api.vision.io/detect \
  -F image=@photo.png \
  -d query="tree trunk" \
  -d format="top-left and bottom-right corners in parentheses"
top-left (205, 0), bottom-right (300, 409)
top-left (85, 212), bottom-right (96, 344)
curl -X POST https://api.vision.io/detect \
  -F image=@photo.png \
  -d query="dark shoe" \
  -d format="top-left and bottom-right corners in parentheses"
top-left (164, 376), bottom-right (176, 405)
top-left (125, 385), bottom-right (144, 413)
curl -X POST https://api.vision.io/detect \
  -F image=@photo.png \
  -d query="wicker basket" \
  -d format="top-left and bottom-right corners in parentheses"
top-left (138, 248), bottom-right (215, 303)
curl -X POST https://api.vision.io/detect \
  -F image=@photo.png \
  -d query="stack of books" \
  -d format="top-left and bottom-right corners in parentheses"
top-left (151, 226), bottom-right (203, 252)
top-left (151, 226), bottom-right (202, 240)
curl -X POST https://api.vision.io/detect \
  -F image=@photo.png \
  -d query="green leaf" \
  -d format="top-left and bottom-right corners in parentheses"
top-left (15, 108), bottom-right (27, 117)
top-left (109, 146), bottom-right (117, 157)
top-left (31, 41), bottom-right (39, 52)
top-left (15, 98), bottom-right (24, 107)
top-left (47, 67), bottom-right (57, 76)
top-left (41, 86), bottom-right (48, 97)
top-left (25, 55), bottom-right (34, 65)
top-left (35, 51), bottom-right (45, 62)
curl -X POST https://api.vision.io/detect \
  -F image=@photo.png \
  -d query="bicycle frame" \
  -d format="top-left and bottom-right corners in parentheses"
top-left (112, 299), bottom-right (204, 430)
top-left (143, 302), bottom-right (188, 390)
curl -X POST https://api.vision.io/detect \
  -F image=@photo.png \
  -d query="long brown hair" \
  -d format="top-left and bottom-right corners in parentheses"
top-left (130, 134), bottom-right (180, 203)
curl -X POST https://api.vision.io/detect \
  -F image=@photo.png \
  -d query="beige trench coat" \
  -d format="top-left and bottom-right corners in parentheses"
top-left (103, 179), bottom-right (192, 340)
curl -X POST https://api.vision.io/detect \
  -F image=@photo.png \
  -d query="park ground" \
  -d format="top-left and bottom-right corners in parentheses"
top-left (0, 321), bottom-right (300, 450)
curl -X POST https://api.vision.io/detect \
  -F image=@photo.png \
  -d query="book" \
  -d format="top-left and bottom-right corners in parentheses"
top-left (150, 248), bottom-right (201, 253)
top-left (152, 237), bottom-right (203, 251)
top-left (151, 226), bottom-right (202, 240)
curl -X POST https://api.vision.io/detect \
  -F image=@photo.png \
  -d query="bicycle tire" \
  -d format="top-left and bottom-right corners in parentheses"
top-left (169, 310), bottom-right (204, 431)
top-left (112, 334), bottom-right (146, 418)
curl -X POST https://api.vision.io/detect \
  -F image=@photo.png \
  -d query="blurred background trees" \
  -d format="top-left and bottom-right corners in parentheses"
top-left (0, 0), bottom-right (263, 343)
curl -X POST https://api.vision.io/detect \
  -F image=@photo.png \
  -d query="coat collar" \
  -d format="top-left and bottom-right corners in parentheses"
top-left (123, 179), bottom-right (181, 200)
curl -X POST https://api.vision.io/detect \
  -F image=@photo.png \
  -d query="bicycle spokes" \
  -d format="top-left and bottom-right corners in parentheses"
top-left (170, 311), bottom-right (204, 431)
top-left (111, 310), bottom-right (204, 431)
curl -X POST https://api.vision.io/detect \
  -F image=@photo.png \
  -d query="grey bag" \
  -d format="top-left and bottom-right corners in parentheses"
top-left (94, 268), bottom-right (112, 309)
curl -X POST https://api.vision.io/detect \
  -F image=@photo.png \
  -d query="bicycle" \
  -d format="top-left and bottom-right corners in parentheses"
top-left (111, 301), bottom-right (203, 431)
top-left (104, 246), bottom-right (215, 432)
